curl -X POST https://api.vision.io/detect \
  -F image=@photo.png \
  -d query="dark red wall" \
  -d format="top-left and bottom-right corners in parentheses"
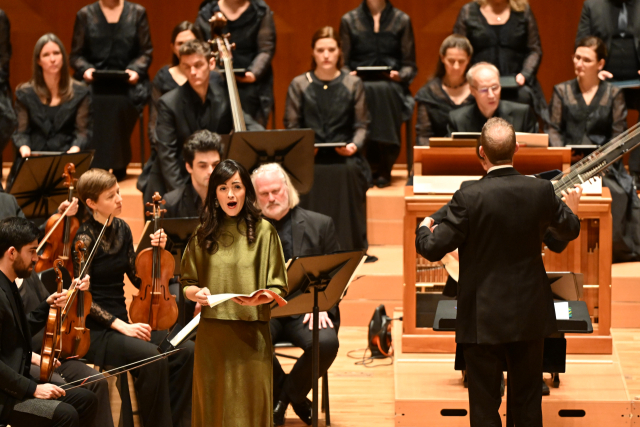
top-left (1, 0), bottom-right (585, 164)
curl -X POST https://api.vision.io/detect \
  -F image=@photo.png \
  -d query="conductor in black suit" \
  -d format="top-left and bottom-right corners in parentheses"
top-left (416, 118), bottom-right (582, 426)
top-left (448, 62), bottom-right (537, 134)
top-left (251, 163), bottom-right (340, 427)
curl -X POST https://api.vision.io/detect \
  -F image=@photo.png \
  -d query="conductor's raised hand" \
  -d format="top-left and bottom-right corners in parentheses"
top-left (561, 184), bottom-right (583, 215)
top-left (233, 291), bottom-right (274, 306)
top-left (34, 383), bottom-right (65, 400)
top-left (150, 228), bottom-right (167, 249)
top-left (194, 287), bottom-right (211, 307)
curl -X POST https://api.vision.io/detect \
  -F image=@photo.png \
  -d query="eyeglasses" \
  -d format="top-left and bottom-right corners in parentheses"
top-left (474, 84), bottom-right (501, 95)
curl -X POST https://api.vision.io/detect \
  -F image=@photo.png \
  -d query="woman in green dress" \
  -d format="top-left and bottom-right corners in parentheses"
top-left (181, 159), bottom-right (288, 427)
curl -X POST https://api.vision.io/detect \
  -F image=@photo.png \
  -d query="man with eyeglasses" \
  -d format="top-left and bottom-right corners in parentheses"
top-left (448, 62), bottom-right (537, 134)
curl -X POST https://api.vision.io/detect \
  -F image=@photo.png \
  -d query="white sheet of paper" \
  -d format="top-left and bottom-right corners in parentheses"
top-left (554, 301), bottom-right (570, 320)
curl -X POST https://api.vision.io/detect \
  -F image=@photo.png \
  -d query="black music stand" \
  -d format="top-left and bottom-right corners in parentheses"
top-left (8, 151), bottom-right (94, 219)
top-left (226, 129), bottom-right (315, 194)
top-left (271, 251), bottom-right (366, 427)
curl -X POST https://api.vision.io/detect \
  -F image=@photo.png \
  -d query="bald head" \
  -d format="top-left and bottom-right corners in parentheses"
top-left (480, 118), bottom-right (516, 165)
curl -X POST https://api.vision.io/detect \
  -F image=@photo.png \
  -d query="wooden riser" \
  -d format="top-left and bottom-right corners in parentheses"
top-left (401, 331), bottom-right (614, 354)
top-left (611, 263), bottom-right (640, 328)
top-left (394, 311), bottom-right (631, 427)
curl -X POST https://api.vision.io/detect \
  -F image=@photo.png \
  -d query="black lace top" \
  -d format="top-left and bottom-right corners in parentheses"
top-left (73, 217), bottom-right (141, 331)
top-left (548, 79), bottom-right (627, 147)
top-left (415, 77), bottom-right (475, 145)
top-left (453, 2), bottom-right (542, 82)
top-left (340, 1), bottom-right (417, 85)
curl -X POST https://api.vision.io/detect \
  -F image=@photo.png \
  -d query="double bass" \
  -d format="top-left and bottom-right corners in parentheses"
top-left (37, 163), bottom-right (80, 275)
top-left (129, 193), bottom-right (178, 330)
top-left (59, 240), bottom-right (92, 360)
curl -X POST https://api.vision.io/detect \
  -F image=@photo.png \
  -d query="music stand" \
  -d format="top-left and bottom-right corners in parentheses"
top-left (226, 130), bottom-right (315, 194)
top-left (8, 151), bottom-right (94, 219)
top-left (271, 251), bottom-right (366, 427)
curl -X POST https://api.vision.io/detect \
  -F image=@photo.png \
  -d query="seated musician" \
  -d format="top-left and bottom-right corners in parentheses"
top-left (448, 62), bottom-right (536, 134)
top-left (8, 33), bottom-right (90, 189)
top-left (72, 169), bottom-right (194, 427)
top-left (164, 129), bottom-right (222, 218)
top-left (251, 163), bottom-right (340, 427)
top-left (548, 36), bottom-right (639, 262)
top-left (0, 216), bottom-right (97, 427)
top-left (0, 193), bottom-right (113, 427)
top-left (145, 39), bottom-right (262, 205)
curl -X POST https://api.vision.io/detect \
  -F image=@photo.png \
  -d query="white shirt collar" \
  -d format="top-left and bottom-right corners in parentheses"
top-left (487, 164), bottom-right (514, 174)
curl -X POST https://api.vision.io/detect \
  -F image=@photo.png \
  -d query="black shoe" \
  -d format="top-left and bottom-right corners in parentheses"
top-left (364, 254), bottom-right (378, 263)
top-left (273, 399), bottom-right (288, 426)
top-left (291, 398), bottom-right (312, 426)
top-left (374, 176), bottom-right (391, 188)
top-left (542, 378), bottom-right (550, 396)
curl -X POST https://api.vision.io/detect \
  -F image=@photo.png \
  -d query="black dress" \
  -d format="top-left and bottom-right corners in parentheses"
top-left (196, 0), bottom-right (276, 126)
top-left (575, 0), bottom-right (640, 174)
top-left (7, 82), bottom-right (91, 189)
top-left (73, 217), bottom-right (194, 427)
top-left (70, 1), bottom-right (153, 172)
top-left (0, 9), bottom-right (15, 166)
top-left (549, 79), bottom-right (640, 262)
top-left (453, 2), bottom-right (548, 124)
top-left (340, 0), bottom-right (417, 181)
top-left (415, 77), bottom-right (475, 145)
top-left (284, 71), bottom-right (371, 251)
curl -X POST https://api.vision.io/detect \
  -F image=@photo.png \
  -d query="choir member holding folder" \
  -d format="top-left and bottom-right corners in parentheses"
top-left (181, 159), bottom-right (288, 427)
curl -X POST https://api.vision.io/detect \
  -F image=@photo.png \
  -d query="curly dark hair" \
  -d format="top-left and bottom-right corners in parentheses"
top-left (196, 159), bottom-right (262, 253)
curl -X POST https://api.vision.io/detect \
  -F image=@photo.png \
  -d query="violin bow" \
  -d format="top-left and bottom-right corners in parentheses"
top-left (36, 199), bottom-right (79, 253)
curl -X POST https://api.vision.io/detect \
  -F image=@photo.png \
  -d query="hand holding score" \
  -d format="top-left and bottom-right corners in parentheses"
top-left (233, 291), bottom-right (274, 306)
top-left (194, 287), bottom-right (211, 307)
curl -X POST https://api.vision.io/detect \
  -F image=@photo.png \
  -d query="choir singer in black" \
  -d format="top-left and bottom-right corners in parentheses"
top-left (416, 118), bottom-right (582, 426)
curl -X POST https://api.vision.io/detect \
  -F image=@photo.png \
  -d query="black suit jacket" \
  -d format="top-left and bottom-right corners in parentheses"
top-left (576, 0), bottom-right (640, 64)
top-left (0, 271), bottom-right (50, 422)
top-left (448, 100), bottom-right (536, 134)
top-left (416, 168), bottom-right (580, 344)
top-left (281, 207), bottom-right (340, 320)
top-left (154, 74), bottom-right (262, 192)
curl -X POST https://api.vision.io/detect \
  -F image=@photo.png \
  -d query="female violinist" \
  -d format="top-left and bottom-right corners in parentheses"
top-left (73, 169), bottom-right (194, 427)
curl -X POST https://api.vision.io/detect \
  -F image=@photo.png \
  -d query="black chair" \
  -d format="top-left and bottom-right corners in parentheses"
top-left (274, 341), bottom-right (331, 427)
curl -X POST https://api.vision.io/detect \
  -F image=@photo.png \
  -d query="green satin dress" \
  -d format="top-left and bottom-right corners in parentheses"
top-left (181, 217), bottom-right (288, 427)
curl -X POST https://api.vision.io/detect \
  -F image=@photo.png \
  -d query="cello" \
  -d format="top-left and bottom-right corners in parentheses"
top-left (129, 193), bottom-right (178, 331)
top-left (36, 163), bottom-right (80, 276)
top-left (59, 240), bottom-right (92, 360)
top-left (40, 258), bottom-right (65, 382)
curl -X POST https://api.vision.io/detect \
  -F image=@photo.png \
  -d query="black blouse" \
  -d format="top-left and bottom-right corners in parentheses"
top-left (340, 1), bottom-right (417, 85)
top-left (415, 77), bottom-right (475, 145)
top-left (548, 79), bottom-right (627, 147)
top-left (73, 217), bottom-right (141, 332)
top-left (0, 9), bottom-right (10, 93)
top-left (195, 0), bottom-right (275, 81)
top-left (284, 71), bottom-right (369, 155)
top-left (13, 82), bottom-right (91, 152)
top-left (70, 1), bottom-right (153, 106)
top-left (453, 2), bottom-right (542, 82)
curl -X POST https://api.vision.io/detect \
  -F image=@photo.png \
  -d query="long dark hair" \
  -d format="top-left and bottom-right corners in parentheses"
top-left (24, 33), bottom-right (74, 104)
top-left (170, 21), bottom-right (203, 66)
top-left (196, 159), bottom-right (261, 253)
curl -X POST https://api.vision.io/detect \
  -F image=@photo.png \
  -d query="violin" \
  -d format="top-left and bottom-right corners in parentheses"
top-left (209, 11), bottom-right (247, 132)
top-left (40, 258), bottom-right (65, 382)
top-left (130, 193), bottom-right (178, 331)
top-left (59, 240), bottom-right (92, 360)
top-left (36, 163), bottom-right (80, 276)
